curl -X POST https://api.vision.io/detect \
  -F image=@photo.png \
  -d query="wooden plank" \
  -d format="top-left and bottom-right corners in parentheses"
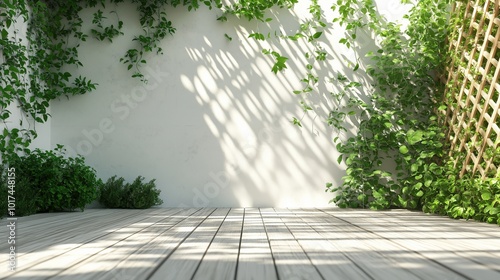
top-left (0, 208), bottom-right (169, 276)
top-left (263, 208), bottom-right (323, 280)
top-left (0, 209), bottom-right (131, 251)
top-left (236, 208), bottom-right (277, 280)
top-left (0, 209), bottom-right (154, 254)
top-left (191, 208), bottom-right (244, 280)
top-left (147, 208), bottom-right (230, 280)
top-left (311, 208), bottom-right (469, 280)
top-left (51, 208), bottom-right (211, 280)
top-left (281, 208), bottom-right (371, 280)
top-left (325, 208), bottom-right (500, 280)
top-left (2, 208), bottom-right (500, 280)
top-left (378, 211), bottom-right (500, 271)
top-left (6, 208), bottom-right (191, 279)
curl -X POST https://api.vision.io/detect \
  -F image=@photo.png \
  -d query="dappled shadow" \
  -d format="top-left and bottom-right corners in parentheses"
top-left (49, 1), bottom-right (354, 208)
top-left (2, 208), bottom-right (500, 279)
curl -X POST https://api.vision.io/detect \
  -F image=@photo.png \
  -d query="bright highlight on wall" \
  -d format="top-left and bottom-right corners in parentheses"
top-left (48, 1), bottom-right (407, 207)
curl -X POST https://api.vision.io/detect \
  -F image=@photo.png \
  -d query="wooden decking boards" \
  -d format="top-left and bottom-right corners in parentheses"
top-left (1, 208), bottom-right (500, 280)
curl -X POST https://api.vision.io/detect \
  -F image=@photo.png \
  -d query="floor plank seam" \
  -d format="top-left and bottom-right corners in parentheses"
top-left (318, 208), bottom-right (475, 280)
top-left (378, 211), bottom-right (500, 276)
top-left (233, 208), bottom-right (245, 280)
top-left (308, 208), bottom-right (376, 280)
top-left (144, 208), bottom-right (215, 280)
top-left (3, 208), bottom-right (173, 277)
top-left (259, 208), bottom-right (280, 280)
top-left (280, 208), bottom-right (326, 280)
top-left (48, 208), bottom-right (189, 279)
top-left (189, 208), bottom-right (231, 280)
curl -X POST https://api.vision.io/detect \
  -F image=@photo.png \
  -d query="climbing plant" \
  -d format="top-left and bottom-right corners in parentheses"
top-left (264, 0), bottom-right (499, 224)
top-left (323, 0), bottom-right (451, 210)
top-left (0, 0), bottom-right (296, 162)
top-left (1, 0), bottom-right (498, 224)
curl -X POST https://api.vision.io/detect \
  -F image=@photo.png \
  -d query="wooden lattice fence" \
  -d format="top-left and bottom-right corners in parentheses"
top-left (443, 0), bottom-right (500, 179)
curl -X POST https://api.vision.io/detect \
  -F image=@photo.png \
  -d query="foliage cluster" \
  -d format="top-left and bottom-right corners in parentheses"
top-left (323, 0), bottom-right (450, 210)
top-left (1, 145), bottom-right (100, 217)
top-left (98, 175), bottom-right (163, 209)
top-left (1, 0), bottom-right (499, 225)
top-left (422, 161), bottom-right (500, 224)
top-left (0, 0), bottom-right (295, 162)
top-left (0, 145), bottom-right (164, 218)
top-left (310, 0), bottom-right (499, 225)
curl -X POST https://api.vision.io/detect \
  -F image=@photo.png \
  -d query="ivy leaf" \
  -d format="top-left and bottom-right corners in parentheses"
top-left (248, 33), bottom-right (265, 41)
top-left (407, 129), bottom-right (424, 145)
top-left (399, 145), bottom-right (409, 154)
top-left (481, 192), bottom-right (491, 200)
top-left (337, 155), bottom-right (343, 164)
top-left (312, 31), bottom-right (322, 39)
top-left (291, 117), bottom-right (302, 127)
top-left (1, 29), bottom-right (8, 40)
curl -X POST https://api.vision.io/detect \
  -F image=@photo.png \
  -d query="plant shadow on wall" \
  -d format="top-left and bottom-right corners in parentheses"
top-left (51, 2), bottom-right (344, 207)
top-left (1, 0), bottom-right (377, 208)
top-left (2, 0), bottom-right (499, 220)
top-left (165, 5), bottom-right (346, 207)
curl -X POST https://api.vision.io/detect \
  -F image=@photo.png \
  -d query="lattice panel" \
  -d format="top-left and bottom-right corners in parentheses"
top-left (443, 0), bottom-right (500, 178)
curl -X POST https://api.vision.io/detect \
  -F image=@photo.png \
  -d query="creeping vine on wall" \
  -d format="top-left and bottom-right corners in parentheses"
top-left (1, 0), bottom-right (499, 224)
top-left (0, 0), bottom-right (296, 161)
top-left (280, 0), bottom-right (499, 224)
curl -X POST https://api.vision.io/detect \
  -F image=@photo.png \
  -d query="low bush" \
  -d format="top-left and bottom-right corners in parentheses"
top-left (422, 168), bottom-right (500, 225)
top-left (98, 175), bottom-right (163, 209)
top-left (3, 145), bottom-right (100, 215)
top-left (0, 175), bottom-right (6, 218)
top-left (0, 173), bottom-right (39, 217)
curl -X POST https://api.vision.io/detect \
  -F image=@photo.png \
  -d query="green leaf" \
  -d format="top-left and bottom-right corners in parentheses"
top-left (291, 117), bottom-right (302, 127)
top-left (399, 145), bottom-right (409, 154)
top-left (1, 29), bottom-right (8, 40)
top-left (249, 33), bottom-right (265, 41)
top-left (407, 130), bottom-right (424, 145)
top-left (424, 179), bottom-right (433, 188)
top-left (312, 32), bottom-right (322, 39)
top-left (337, 155), bottom-right (343, 164)
top-left (481, 192), bottom-right (492, 200)
top-left (411, 164), bottom-right (419, 173)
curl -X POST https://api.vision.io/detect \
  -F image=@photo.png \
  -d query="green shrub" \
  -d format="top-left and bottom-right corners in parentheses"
top-left (422, 170), bottom-right (500, 225)
top-left (4, 145), bottom-right (100, 215)
top-left (0, 168), bottom-right (39, 217)
top-left (98, 175), bottom-right (163, 209)
top-left (0, 174), bottom-right (6, 218)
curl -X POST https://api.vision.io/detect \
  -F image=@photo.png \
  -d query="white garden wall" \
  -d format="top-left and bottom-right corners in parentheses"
top-left (50, 0), bottom-right (409, 207)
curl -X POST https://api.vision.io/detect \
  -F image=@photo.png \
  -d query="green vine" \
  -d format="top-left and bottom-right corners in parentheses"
top-left (1, 0), bottom-right (498, 224)
top-left (0, 0), bottom-right (296, 161)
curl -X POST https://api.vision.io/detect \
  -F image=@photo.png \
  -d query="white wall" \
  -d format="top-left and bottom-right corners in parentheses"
top-left (50, 1), bottom-right (409, 207)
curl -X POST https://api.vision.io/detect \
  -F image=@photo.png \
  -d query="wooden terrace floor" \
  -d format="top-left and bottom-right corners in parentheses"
top-left (1, 208), bottom-right (500, 280)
